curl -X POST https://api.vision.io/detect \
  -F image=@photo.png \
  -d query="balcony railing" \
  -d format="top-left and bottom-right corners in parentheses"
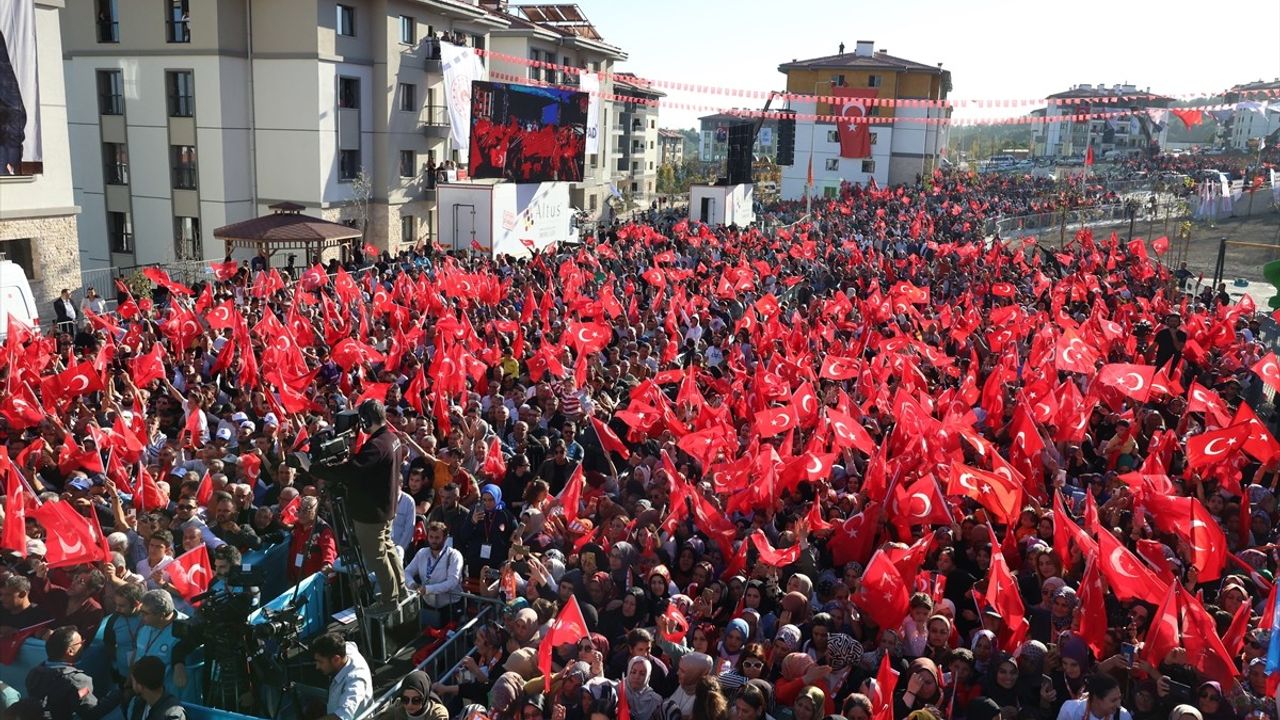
top-left (421, 106), bottom-right (449, 139)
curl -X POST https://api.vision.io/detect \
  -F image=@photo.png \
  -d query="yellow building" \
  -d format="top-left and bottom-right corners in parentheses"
top-left (778, 40), bottom-right (951, 198)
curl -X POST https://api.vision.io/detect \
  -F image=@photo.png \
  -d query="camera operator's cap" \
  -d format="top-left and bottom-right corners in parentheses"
top-left (214, 427), bottom-right (233, 442)
top-left (25, 539), bottom-right (45, 558)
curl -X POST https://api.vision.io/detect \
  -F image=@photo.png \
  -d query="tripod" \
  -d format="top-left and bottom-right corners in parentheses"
top-left (325, 495), bottom-right (376, 610)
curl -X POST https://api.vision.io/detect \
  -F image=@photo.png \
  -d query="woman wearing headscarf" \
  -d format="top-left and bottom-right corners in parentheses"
top-left (794, 685), bottom-right (827, 720)
top-left (1050, 636), bottom-right (1091, 710)
top-left (598, 587), bottom-right (649, 650)
top-left (970, 630), bottom-right (996, 676)
top-left (608, 541), bottom-right (639, 590)
top-left (622, 655), bottom-right (664, 720)
top-left (1193, 681), bottom-right (1233, 720)
top-left (894, 658), bottom-right (944, 720)
top-left (975, 653), bottom-right (1026, 714)
top-left (459, 484), bottom-right (515, 579)
top-left (717, 618), bottom-right (750, 674)
top-left (374, 671), bottom-right (448, 720)
top-left (766, 624), bottom-right (802, 679)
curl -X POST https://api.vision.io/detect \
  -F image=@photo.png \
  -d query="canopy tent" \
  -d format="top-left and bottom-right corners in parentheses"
top-left (213, 202), bottom-right (362, 262)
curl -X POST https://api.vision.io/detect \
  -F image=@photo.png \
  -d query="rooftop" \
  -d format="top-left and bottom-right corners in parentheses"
top-left (613, 72), bottom-right (665, 98)
top-left (1230, 79), bottom-right (1280, 92)
top-left (698, 110), bottom-right (767, 124)
top-left (1047, 83), bottom-right (1171, 102)
top-left (657, 128), bottom-right (685, 139)
top-left (778, 46), bottom-right (945, 75)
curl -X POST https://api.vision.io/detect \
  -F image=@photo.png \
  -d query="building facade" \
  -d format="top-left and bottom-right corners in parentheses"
top-left (0, 0), bottom-right (81, 305)
top-left (778, 41), bottom-right (950, 199)
top-left (612, 72), bottom-right (662, 210)
top-left (483, 3), bottom-right (625, 221)
top-left (697, 112), bottom-right (778, 164)
top-left (657, 128), bottom-right (684, 166)
top-left (1226, 80), bottom-right (1280, 151)
top-left (1032, 84), bottom-right (1171, 160)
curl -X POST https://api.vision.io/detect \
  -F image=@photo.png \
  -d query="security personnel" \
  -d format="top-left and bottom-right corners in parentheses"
top-left (26, 625), bottom-right (111, 720)
top-left (325, 400), bottom-right (406, 612)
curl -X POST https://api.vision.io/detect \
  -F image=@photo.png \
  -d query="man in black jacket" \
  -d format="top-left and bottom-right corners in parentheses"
top-left (126, 656), bottom-right (185, 720)
top-left (327, 399), bottom-right (407, 612)
top-left (26, 625), bottom-right (111, 720)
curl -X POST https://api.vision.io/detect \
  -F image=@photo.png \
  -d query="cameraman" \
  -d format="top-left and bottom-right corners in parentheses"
top-left (322, 400), bottom-right (407, 613)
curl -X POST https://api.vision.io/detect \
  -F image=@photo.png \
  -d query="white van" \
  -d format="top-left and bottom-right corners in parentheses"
top-left (0, 258), bottom-right (39, 341)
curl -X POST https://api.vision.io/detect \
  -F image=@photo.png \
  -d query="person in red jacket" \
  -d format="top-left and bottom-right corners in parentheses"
top-left (286, 496), bottom-right (336, 584)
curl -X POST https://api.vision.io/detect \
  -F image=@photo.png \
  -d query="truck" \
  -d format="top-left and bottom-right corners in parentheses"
top-left (0, 256), bottom-right (39, 341)
top-left (436, 181), bottom-right (574, 258)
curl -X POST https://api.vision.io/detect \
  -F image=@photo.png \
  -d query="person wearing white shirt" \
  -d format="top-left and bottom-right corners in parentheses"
top-left (404, 522), bottom-right (463, 619)
top-left (137, 529), bottom-right (176, 590)
top-left (391, 490), bottom-right (416, 559)
top-left (313, 633), bottom-right (372, 720)
top-left (1057, 674), bottom-right (1132, 720)
top-left (78, 287), bottom-right (105, 326)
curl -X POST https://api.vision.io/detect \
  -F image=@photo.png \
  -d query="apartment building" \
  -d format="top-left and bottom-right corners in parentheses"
top-left (612, 72), bottom-right (662, 209)
top-left (65, 0), bottom-right (508, 269)
top-left (481, 2), bottom-right (626, 221)
top-left (697, 111), bottom-right (779, 163)
top-left (778, 40), bottom-right (951, 196)
top-left (1032, 84), bottom-right (1171, 160)
top-left (657, 128), bottom-right (684, 166)
top-left (0, 0), bottom-right (82, 305)
top-left (1225, 80), bottom-right (1280, 151)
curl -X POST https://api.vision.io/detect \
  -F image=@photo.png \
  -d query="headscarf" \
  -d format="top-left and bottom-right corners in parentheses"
top-left (971, 629), bottom-right (997, 672)
top-left (481, 483), bottom-right (505, 510)
top-left (781, 652), bottom-right (815, 680)
top-left (624, 656), bottom-right (664, 720)
top-left (775, 624), bottom-right (802, 653)
top-left (790, 573), bottom-right (814, 596)
top-left (726, 618), bottom-right (750, 644)
top-left (826, 633), bottom-right (863, 671)
top-left (796, 685), bottom-right (826, 716)
top-left (1169, 705), bottom-right (1203, 720)
top-left (1050, 586), bottom-right (1079, 631)
top-left (781, 591), bottom-right (813, 624)
top-left (489, 671), bottom-right (524, 715)
top-left (398, 671), bottom-right (436, 719)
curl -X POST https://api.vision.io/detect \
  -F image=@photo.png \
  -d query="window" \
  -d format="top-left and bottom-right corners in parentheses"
top-left (107, 211), bottom-right (133, 253)
top-left (825, 158), bottom-right (839, 171)
top-left (339, 149), bottom-right (359, 180)
top-left (861, 159), bottom-right (876, 173)
top-left (827, 130), bottom-right (839, 143)
top-left (528, 50), bottom-right (542, 82)
top-left (102, 142), bottom-right (129, 185)
top-left (589, 153), bottom-right (597, 168)
top-left (166, 70), bottom-right (194, 117)
top-left (399, 150), bottom-right (415, 178)
top-left (174, 216), bottom-right (202, 260)
top-left (471, 34), bottom-right (484, 51)
top-left (398, 83), bottom-right (416, 112)
top-left (822, 186), bottom-right (838, 198)
top-left (165, 0), bottom-right (190, 43)
top-left (589, 195), bottom-right (597, 211)
top-left (650, 120), bottom-right (655, 129)
top-left (399, 15), bottom-right (415, 44)
top-left (336, 4), bottom-right (355, 36)
top-left (831, 74), bottom-right (845, 87)
top-left (170, 145), bottom-right (197, 189)
top-left (631, 182), bottom-right (638, 192)
top-left (0, 238), bottom-right (35, 281)
top-left (400, 215), bottom-right (415, 244)
top-left (338, 77), bottom-right (359, 109)
top-left (868, 75), bottom-right (882, 88)
top-left (97, 70), bottom-right (123, 115)
top-left (869, 132), bottom-right (877, 145)
top-left (649, 161), bottom-right (653, 170)
top-left (96, 0), bottom-right (119, 43)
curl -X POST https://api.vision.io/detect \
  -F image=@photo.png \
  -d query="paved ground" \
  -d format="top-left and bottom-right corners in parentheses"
top-left (1176, 208), bottom-right (1280, 303)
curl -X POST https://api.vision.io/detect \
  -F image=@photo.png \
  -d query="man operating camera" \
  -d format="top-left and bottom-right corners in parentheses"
top-left (321, 399), bottom-right (408, 613)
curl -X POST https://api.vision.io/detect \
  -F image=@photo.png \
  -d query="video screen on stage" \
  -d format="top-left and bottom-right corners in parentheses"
top-left (468, 80), bottom-right (588, 183)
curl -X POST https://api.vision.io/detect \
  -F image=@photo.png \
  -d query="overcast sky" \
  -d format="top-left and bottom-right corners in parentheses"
top-left (577, 0), bottom-right (1280, 128)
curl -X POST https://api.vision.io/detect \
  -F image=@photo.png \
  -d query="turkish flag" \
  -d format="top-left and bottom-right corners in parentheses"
top-left (1077, 555), bottom-right (1108, 658)
top-left (1084, 145), bottom-right (1095, 166)
top-left (833, 86), bottom-right (878, 159)
top-left (980, 532), bottom-right (1027, 652)
top-left (1185, 423), bottom-right (1251, 468)
top-left (1252, 353), bottom-right (1280, 392)
top-left (1052, 491), bottom-right (1097, 570)
top-left (1186, 382), bottom-right (1234, 428)
top-left (829, 501), bottom-right (881, 567)
top-left (1097, 530), bottom-right (1168, 604)
top-left (481, 436), bottom-right (506, 480)
top-left (826, 408), bottom-right (876, 455)
top-left (1095, 363), bottom-right (1156, 402)
top-left (31, 501), bottom-right (100, 568)
top-left (539, 596), bottom-right (591, 687)
top-left (871, 648), bottom-right (900, 712)
top-left (141, 267), bottom-right (192, 296)
top-left (165, 544), bottom-right (213, 601)
top-left (1222, 600), bottom-right (1251, 656)
top-left (756, 405), bottom-right (799, 438)
top-left (749, 529), bottom-right (800, 567)
top-left (567, 321), bottom-right (611, 356)
top-left (1144, 494), bottom-right (1227, 581)
top-left (0, 381), bottom-right (44, 429)
top-left (558, 465), bottom-right (585, 524)
top-left (819, 355), bottom-right (860, 381)
top-left (0, 463), bottom-right (28, 556)
top-left (1142, 581), bottom-right (1180, 666)
top-left (946, 462), bottom-right (1022, 524)
top-left (279, 495), bottom-right (300, 526)
top-left (892, 475), bottom-right (954, 529)
top-left (589, 416), bottom-right (630, 460)
top-left (853, 549), bottom-right (909, 630)
top-left (196, 471), bottom-right (214, 506)
top-left (55, 361), bottom-right (105, 399)
top-left (1053, 327), bottom-right (1099, 374)
top-left (1176, 584), bottom-right (1239, 687)
top-left (1152, 236), bottom-right (1170, 256)
top-left (1233, 403), bottom-right (1280, 463)
top-left (211, 260), bottom-right (239, 282)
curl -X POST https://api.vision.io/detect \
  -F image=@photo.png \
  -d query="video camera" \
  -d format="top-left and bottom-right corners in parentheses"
top-left (288, 409), bottom-right (360, 473)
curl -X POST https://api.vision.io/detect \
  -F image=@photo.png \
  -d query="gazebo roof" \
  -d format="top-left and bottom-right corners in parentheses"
top-left (213, 203), bottom-right (362, 246)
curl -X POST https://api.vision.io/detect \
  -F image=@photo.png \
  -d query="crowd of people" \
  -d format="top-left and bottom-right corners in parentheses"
top-left (1, 162), bottom-right (1280, 720)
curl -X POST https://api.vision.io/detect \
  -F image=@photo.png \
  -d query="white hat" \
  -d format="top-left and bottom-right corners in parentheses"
top-left (26, 539), bottom-right (46, 557)
top-left (215, 427), bottom-right (233, 442)
top-left (231, 412), bottom-right (250, 424)
top-left (239, 421), bottom-right (256, 433)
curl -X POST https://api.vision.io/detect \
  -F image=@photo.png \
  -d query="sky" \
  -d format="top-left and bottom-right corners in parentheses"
top-left (578, 0), bottom-right (1280, 129)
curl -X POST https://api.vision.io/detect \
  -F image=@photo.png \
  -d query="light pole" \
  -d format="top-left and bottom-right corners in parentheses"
top-left (806, 79), bottom-right (834, 218)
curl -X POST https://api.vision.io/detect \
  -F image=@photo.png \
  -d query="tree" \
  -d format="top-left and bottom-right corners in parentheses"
top-left (656, 163), bottom-right (678, 194)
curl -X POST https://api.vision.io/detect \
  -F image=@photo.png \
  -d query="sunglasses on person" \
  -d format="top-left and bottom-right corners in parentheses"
top-left (1199, 692), bottom-right (1220, 701)
top-left (400, 694), bottom-right (425, 706)
top-left (178, 504), bottom-right (197, 511)
top-left (742, 659), bottom-right (764, 670)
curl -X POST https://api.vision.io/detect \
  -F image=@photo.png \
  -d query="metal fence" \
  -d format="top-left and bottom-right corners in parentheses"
top-left (355, 592), bottom-right (505, 720)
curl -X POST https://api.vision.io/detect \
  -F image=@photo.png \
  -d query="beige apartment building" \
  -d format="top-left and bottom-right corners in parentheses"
top-left (65, 0), bottom-right (637, 270)
top-left (0, 0), bottom-right (81, 305)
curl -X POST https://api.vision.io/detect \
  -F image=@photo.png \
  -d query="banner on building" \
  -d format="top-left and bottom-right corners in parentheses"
top-left (0, 0), bottom-right (40, 175)
top-left (441, 41), bottom-right (487, 155)
top-left (580, 72), bottom-right (600, 154)
top-left (758, 127), bottom-right (772, 146)
top-left (833, 87), bottom-right (877, 159)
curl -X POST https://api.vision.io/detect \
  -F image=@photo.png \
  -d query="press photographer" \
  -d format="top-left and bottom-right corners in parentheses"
top-left (308, 399), bottom-right (407, 613)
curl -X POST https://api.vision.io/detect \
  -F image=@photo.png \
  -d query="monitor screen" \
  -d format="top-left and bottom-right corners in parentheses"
top-left (468, 80), bottom-right (588, 183)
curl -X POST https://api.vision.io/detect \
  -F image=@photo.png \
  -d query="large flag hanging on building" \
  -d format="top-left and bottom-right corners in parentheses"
top-left (580, 72), bottom-right (601, 154)
top-left (440, 42), bottom-right (487, 154)
top-left (833, 87), bottom-right (878, 159)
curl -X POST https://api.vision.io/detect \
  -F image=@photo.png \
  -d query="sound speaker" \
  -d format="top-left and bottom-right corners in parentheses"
top-left (726, 122), bottom-right (754, 185)
top-left (777, 112), bottom-right (796, 166)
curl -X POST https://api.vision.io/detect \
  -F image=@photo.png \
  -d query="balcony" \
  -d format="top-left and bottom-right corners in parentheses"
top-left (421, 106), bottom-right (449, 139)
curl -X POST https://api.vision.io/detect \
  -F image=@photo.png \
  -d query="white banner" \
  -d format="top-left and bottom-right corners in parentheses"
top-left (0, 0), bottom-right (41, 173)
top-left (580, 72), bottom-right (600, 155)
top-left (440, 42), bottom-right (486, 155)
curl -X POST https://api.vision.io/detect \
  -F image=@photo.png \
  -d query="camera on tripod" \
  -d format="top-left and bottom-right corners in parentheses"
top-left (288, 409), bottom-right (360, 473)
top-left (253, 605), bottom-right (302, 646)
